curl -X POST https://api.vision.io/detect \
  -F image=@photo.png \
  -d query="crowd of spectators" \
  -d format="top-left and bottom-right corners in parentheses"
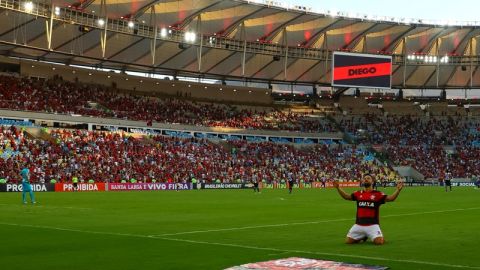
top-left (0, 127), bottom-right (390, 184)
top-left (338, 113), bottom-right (480, 178)
top-left (1, 73), bottom-right (480, 181)
top-left (0, 75), bottom-right (336, 133)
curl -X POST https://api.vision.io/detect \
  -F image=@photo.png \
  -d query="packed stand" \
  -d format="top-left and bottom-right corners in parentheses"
top-left (336, 113), bottom-right (480, 178)
top-left (0, 75), bottom-right (336, 133)
top-left (0, 127), bottom-right (388, 184)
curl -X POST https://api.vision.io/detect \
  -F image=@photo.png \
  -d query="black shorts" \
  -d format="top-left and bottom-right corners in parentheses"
top-left (445, 180), bottom-right (451, 186)
top-left (253, 183), bottom-right (259, 188)
top-left (288, 181), bottom-right (294, 187)
top-left (73, 183), bottom-right (78, 188)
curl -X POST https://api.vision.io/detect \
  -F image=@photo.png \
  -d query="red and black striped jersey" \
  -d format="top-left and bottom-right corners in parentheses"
top-left (351, 190), bottom-right (387, 225)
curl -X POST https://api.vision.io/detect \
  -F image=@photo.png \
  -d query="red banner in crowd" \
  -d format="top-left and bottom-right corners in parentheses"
top-left (55, 183), bottom-right (106, 192)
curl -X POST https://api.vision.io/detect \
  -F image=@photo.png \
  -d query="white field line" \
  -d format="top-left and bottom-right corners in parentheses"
top-left (0, 221), bottom-right (478, 269)
top-left (151, 207), bottom-right (480, 237)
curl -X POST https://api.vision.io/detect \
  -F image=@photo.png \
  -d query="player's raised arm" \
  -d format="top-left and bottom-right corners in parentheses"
top-left (385, 181), bottom-right (404, 202)
top-left (333, 181), bottom-right (353, 201)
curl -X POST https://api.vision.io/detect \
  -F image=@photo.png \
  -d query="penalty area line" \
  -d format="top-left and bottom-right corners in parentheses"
top-left (0, 221), bottom-right (478, 269)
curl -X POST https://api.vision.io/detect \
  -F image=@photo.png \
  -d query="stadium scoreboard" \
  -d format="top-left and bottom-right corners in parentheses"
top-left (332, 52), bottom-right (392, 89)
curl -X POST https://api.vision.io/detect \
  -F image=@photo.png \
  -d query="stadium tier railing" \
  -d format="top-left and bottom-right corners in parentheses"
top-left (0, 109), bottom-right (343, 142)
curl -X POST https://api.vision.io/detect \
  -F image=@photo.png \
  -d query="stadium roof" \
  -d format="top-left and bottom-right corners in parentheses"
top-left (1, 0), bottom-right (480, 88)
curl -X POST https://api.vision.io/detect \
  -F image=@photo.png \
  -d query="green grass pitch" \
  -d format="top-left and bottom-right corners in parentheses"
top-left (0, 187), bottom-right (479, 270)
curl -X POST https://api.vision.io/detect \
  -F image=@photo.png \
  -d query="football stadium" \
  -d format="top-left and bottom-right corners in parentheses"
top-left (0, 0), bottom-right (479, 269)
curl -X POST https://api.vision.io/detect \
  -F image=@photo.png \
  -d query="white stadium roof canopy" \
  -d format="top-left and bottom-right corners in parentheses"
top-left (0, 0), bottom-right (480, 89)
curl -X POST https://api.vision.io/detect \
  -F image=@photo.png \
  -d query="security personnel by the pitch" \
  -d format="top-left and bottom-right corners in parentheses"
top-left (72, 176), bottom-right (79, 192)
top-left (191, 177), bottom-right (198, 190)
top-left (288, 174), bottom-right (294, 194)
top-left (252, 174), bottom-right (260, 192)
top-left (445, 172), bottom-right (452, 192)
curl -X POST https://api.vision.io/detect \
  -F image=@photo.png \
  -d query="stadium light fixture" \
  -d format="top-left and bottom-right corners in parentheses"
top-left (209, 36), bottom-right (216, 45)
top-left (184, 31), bottom-right (196, 43)
top-left (128, 21), bottom-right (135, 28)
top-left (160, 28), bottom-right (168, 38)
top-left (24, 1), bottom-right (34, 12)
top-left (54, 6), bottom-right (60, 16)
top-left (97, 19), bottom-right (105, 27)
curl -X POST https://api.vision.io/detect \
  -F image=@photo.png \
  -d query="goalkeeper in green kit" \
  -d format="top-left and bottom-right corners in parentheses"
top-left (20, 167), bottom-right (36, 204)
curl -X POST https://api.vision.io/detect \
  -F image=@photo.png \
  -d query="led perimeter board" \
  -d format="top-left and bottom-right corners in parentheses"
top-left (332, 52), bottom-right (392, 89)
